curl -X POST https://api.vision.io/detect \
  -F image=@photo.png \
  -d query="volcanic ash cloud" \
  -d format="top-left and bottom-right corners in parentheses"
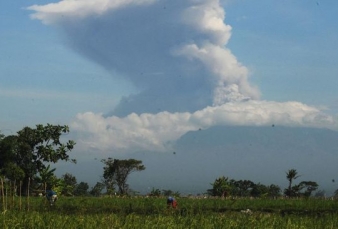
top-left (28, 0), bottom-right (337, 153)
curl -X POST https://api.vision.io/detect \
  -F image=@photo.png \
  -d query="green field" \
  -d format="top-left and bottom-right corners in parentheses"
top-left (2, 197), bottom-right (338, 228)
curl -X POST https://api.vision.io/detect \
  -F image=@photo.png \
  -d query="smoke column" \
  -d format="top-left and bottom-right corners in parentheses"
top-left (28, 0), bottom-right (337, 153)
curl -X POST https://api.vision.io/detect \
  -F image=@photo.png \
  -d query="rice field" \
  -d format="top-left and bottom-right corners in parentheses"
top-left (2, 196), bottom-right (338, 228)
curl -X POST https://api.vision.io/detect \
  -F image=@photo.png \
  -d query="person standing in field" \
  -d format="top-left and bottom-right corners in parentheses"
top-left (167, 196), bottom-right (177, 209)
top-left (46, 189), bottom-right (58, 206)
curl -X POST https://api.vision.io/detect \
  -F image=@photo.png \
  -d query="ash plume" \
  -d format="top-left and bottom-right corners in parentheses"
top-left (28, 0), bottom-right (337, 153)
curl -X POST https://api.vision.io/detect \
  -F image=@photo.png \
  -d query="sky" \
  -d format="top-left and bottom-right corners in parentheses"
top-left (1, 0), bottom-right (338, 193)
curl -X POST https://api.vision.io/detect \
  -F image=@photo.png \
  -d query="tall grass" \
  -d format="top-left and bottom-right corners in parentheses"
top-left (2, 190), bottom-right (338, 228)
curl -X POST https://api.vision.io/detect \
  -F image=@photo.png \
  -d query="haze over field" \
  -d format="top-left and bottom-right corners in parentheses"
top-left (1, 0), bottom-right (338, 194)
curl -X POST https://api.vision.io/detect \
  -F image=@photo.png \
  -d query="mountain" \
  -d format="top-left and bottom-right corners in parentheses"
top-left (129, 126), bottom-right (338, 195)
top-left (57, 126), bottom-right (338, 196)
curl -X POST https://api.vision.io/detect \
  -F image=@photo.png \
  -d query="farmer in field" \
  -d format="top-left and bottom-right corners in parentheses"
top-left (46, 189), bottom-right (58, 206)
top-left (167, 196), bottom-right (177, 209)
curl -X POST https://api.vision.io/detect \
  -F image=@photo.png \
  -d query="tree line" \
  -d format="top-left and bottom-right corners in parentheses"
top-left (0, 124), bottom-right (146, 196)
top-left (207, 169), bottom-right (320, 199)
top-left (0, 124), bottom-right (332, 198)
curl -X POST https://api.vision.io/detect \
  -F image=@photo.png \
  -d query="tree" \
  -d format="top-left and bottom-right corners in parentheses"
top-left (208, 176), bottom-right (231, 198)
top-left (74, 182), bottom-right (89, 196)
top-left (162, 189), bottom-right (173, 197)
top-left (101, 158), bottom-right (146, 195)
top-left (285, 169), bottom-right (300, 197)
top-left (267, 184), bottom-right (281, 198)
top-left (0, 124), bottom-right (76, 195)
top-left (0, 136), bottom-right (21, 173)
top-left (230, 179), bottom-right (255, 197)
top-left (298, 181), bottom-right (319, 197)
top-left (149, 188), bottom-right (161, 197)
top-left (101, 176), bottom-right (116, 196)
top-left (34, 164), bottom-right (56, 191)
top-left (250, 183), bottom-right (269, 198)
top-left (284, 169), bottom-right (318, 198)
top-left (89, 182), bottom-right (105, 197)
top-left (60, 173), bottom-right (77, 196)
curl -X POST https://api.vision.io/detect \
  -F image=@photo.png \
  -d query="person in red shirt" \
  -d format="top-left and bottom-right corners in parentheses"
top-left (167, 196), bottom-right (177, 209)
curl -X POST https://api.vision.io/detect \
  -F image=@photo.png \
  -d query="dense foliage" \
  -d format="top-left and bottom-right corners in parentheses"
top-left (0, 124), bottom-right (76, 194)
top-left (102, 158), bottom-right (146, 195)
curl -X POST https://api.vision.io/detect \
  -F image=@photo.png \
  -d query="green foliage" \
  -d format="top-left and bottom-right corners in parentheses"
top-left (2, 197), bottom-right (338, 228)
top-left (0, 136), bottom-right (19, 175)
top-left (209, 177), bottom-right (281, 198)
top-left (285, 169), bottom-right (300, 197)
top-left (149, 188), bottom-right (161, 197)
top-left (208, 176), bottom-right (231, 197)
top-left (284, 169), bottom-right (318, 198)
top-left (1, 162), bottom-right (25, 182)
top-left (298, 181), bottom-right (319, 197)
top-left (74, 182), bottom-right (89, 196)
top-left (34, 164), bottom-right (56, 190)
top-left (60, 173), bottom-right (77, 196)
top-left (230, 179), bottom-right (255, 197)
top-left (101, 158), bottom-right (146, 195)
top-left (89, 182), bottom-right (105, 196)
top-left (0, 124), bottom-right (76, 194)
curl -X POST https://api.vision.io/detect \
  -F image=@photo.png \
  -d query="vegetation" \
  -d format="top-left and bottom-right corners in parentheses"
top-left (2, 195), bottom-right (338, 228)
top-left (284, 169), bottom-right (319, 198)
top-left (1, 125), bottom-right (337, 228)
top-left (207, 176), bottom-right (281, 199)
top-left (101, 158), bottom-right (146, 195)
top-left (0, 124), bottom-right (76, 195)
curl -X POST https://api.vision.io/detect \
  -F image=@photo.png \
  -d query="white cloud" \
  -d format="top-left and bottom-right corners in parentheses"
top-left (181, 0), bottom-right (232, 45)
top-left (28, 0), bottom-right (259, 113)
top-left (71, 101), bottom-right (337, 153)
top-left (173, 42), bottom-right (260, 104)
top-left (28, 0), bottom-right (338, 155)
top-left (27, 0), bottom-right (156, 24)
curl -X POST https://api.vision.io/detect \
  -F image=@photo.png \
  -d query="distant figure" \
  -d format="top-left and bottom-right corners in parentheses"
top-left (167, 196), bottom-right (177, 209)
top-left (46, 190), bottom-right (58, 206)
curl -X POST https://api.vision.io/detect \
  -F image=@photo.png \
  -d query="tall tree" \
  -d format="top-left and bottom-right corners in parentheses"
top-left (285, 169), bottom-right (300, 197)
top-left (208, 176), bottom-right (231, 198)
top-left (0, 124), bottom-right (76, 194)
top-left (102, 158), bottom-right (146, 195)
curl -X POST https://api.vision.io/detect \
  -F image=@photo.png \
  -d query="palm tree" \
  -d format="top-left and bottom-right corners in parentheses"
top-left (285, 169), bottom-right (300, 197)
top-left (34, 164), bottom-right (56, 191)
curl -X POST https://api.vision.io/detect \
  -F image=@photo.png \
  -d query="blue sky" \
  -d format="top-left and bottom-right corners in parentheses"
top-left (1, 0), bottom-right (338, 192)
top-left (225, 0), bottom-right (338, 108)
top-left (1, 0), bottom-right (135, 133)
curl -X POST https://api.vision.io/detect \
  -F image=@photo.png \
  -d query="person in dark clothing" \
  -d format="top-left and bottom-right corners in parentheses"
top-left (46, 190), bottom-right (57, 206)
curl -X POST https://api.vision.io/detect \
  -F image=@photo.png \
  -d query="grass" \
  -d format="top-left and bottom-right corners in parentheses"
top-left (2, 196), bottom-right (338, 228)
